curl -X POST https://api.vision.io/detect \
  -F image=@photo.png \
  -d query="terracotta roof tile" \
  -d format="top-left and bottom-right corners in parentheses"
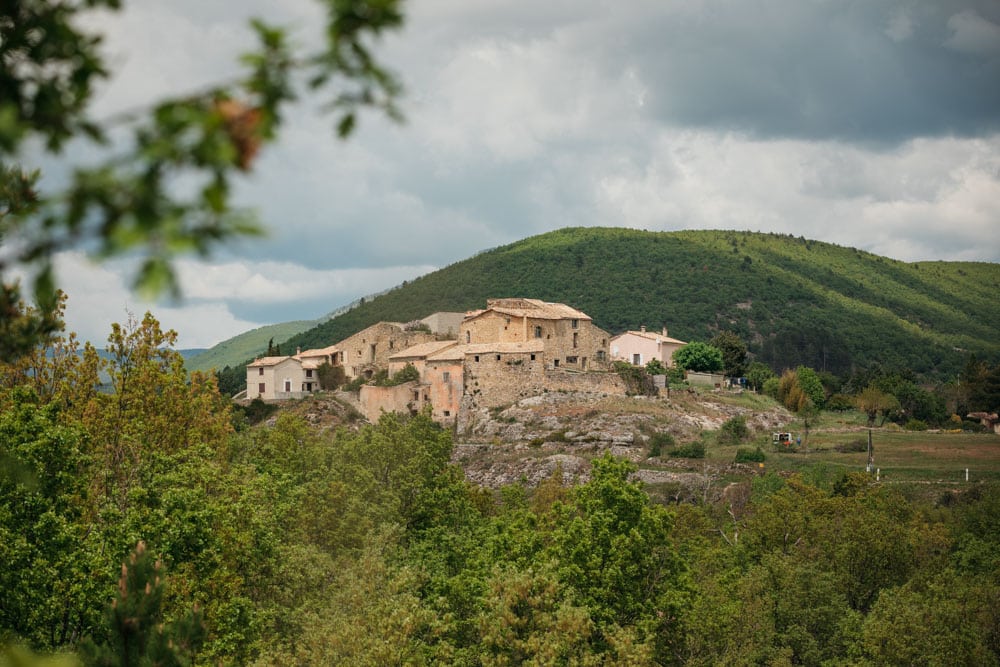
top-left (247, 356), bottom-right (297, 368)
top-left (389, 340), bottom-right (459, 361)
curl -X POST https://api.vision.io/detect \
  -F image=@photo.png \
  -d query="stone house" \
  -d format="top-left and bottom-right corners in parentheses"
top-left (609, 326), bottom-right (687, 367)
top-left (246, 356), bottom-right (307, 400)
top-left (295, 344), bottom-right (342, 390)
top-left (360, 340), bottom-right (547, 425)
top-left (419, 312), bottom-right (465, 337)
top-left (360, 340), bottom-right (460, 423)
top-left (337, 321), bottom-right (439, 380)
top-left (460, 298), bottom-right (610, 371)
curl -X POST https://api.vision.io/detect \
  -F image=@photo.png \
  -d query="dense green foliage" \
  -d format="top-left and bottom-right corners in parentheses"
top-left (222, 228), bottom-right (998, 394)
top-left (4, 311), bottom-right (1000, 665)
top-left (709, 331), bottom-right (748, 378)
top-left (673, 342), bottom-right (725, 373)
top-left (1, 0), bottom-right (405, 361)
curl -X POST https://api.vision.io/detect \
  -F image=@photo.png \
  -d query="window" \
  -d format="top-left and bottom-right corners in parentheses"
top-left (466, 331), bottom-right (471, 343)
top-left (530, 354), bottom-right (536, 361)
top-left (284, 380), bottom-right (291, 392)
top-left (633, 353), bottom-right (641, 365)
top-left (443, 410), bottom-right (450, 417)
top-left (474, 355), bottom-right (480, 362)
top-left (571, 319), bottom-right (579, 329)
top-left (554, 359), bottom-right (560, 367)
top-left (573, 332), bottom-right (578, 348)
top-left (496, 354), bottom-right (501, 361)
top-left (442, 371), bottom-right (450, 382)
top-left (305, 369), bottom-right (313, 378)
top-left (596, 350), bottom-right (606, 361)
top-left (566, 356), bottom-right (578, 363)
top-left (534, 326), bottom-right (542, 338)
top-left (258, 383), bottom-right (265, 394)
top-left (258, 367), bottom-right (263, 376)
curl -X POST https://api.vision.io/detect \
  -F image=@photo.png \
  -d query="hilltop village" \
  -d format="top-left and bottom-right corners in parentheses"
top-left (245, 297), bottom-right (697, 426)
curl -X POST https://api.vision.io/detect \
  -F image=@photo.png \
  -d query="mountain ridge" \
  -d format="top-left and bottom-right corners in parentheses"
top-left (210, 228), bottom-right (999, 391)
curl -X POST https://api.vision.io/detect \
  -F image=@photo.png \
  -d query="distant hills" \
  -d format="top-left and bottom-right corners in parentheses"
top-left (184, 320), bottom-right (319, 373)
top-left (209, 228), bottom-right (1000, 391)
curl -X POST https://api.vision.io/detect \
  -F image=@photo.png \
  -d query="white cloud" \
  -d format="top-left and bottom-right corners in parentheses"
top-left (15, 0), bottom-right (996, 350)
top-left (174, 258), bottom-right (438, 304)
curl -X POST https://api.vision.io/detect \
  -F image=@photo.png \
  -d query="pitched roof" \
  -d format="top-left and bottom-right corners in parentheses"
top-left (467, 298), bottom-right (592, 322)
top-left (247, 355), bottom-right (298, 368)
top-left (612, 330), bottom-right (687, 345)
top-left (426, 345), bottom-right (466, 362)
top-left (295, 344), bottom-right (339, 359)
top-left (389, 340), bottom-right (458, 361)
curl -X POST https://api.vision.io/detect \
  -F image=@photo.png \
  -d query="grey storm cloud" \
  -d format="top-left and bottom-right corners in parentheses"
top-left (38, 0), bottom-right (1000, 348)
top-left (612, 0), bottom-right (1000, 143)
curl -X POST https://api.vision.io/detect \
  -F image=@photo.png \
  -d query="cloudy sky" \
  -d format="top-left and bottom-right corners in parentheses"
top-left (41, 0), bottom-right (1000, 348)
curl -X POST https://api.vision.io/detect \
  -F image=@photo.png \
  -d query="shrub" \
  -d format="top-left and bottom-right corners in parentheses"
top-left (735, 447), bottom-right (766, 463)
top-left (718, 415), bottom-right (750, 444)
top-left (904, 418), bottom-right (928, 431)
top-left (762, 376), bottom-right (780, 399)
top-left (826, 393), bottom-right (855, 412)
top-left (961, 420), bottom-right (987, 433)
top-left (236, 397), bottom-right (279, 426)
top-left (613, 361), bottom-right (656, 396)
top-left (316, 362), bottom-right (346, 390)
top-left (668, 440), bottom-right (706, 459)
top-left (834, 438), bottom-right (868, 453)
top-left (645, 359), bottom-right (668, 375)
top-left (344, 376), bottom-right (366, 392)
top-left (647, 431), bottom-right (676, 458)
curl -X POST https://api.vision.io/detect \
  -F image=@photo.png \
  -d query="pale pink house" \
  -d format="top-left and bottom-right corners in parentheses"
top-left (609, 326), bottom-right (687, 367)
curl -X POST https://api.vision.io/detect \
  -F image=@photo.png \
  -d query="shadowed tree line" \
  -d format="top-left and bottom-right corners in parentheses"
top-left (2, 309), bottom-right (1000, 665)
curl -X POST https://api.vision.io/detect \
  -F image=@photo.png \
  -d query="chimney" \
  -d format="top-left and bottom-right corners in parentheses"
top-left (640, 325), bottom-right (646, 332)
top-left (296, 347), bottom-right (301, 355)
top-left (662, 326), bottom-right (668, 337)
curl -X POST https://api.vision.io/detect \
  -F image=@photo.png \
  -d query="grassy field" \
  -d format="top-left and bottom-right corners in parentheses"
top-left (687, 392), bottom-right (1000, 487)
top-left (710, 425), bottom-right (1000, 488)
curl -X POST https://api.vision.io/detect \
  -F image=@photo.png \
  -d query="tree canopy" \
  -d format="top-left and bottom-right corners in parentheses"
top-left (0, 0), bottom-right (405, 360)
top-left (673, 341), bottom-right (724, 373)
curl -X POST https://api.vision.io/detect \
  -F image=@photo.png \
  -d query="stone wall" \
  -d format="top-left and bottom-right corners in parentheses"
top-left (463, 351), bottom-right (626, 413)
top-left (359, 382), bottom-right (427, 422)
top-left (338, 322), bottom-right (437, 379)
top-left (542, 369), bottom-right (626, 395)
top-left (462, 347), bottom-right (547, 409)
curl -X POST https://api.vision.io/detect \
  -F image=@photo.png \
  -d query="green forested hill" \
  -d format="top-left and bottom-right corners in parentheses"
top-left (184, 320), bottom-right (319, 373)
top-left (223, 228), bottom-right (999, 387)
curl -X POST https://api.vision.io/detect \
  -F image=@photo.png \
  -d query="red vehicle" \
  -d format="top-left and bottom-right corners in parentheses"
top-left (772, 432), bottom-right (794, 447)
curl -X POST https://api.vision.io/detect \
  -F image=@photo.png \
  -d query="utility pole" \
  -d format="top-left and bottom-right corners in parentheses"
top-left (866, 429), bottom-right (874, 474)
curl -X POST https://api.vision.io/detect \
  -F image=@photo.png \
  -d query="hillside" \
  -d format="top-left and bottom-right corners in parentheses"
top-left (217, 228), bottom-right (999, 391)
top-left (184, 320), bottom-right (320, 373)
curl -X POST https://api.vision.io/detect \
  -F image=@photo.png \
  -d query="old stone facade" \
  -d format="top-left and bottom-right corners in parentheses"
top-left (254, 299), bottom-right (625, 420)
top-left (461, 341), bottom-right (547, 409)
top-left (460, 298), bottom-right (610, 371)
top-left (358, 297), bottom-right (628, 426)
top-left (420, 312), bottom-right (465, 337)
top-left (338, 322), bottom-right (438, 380)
